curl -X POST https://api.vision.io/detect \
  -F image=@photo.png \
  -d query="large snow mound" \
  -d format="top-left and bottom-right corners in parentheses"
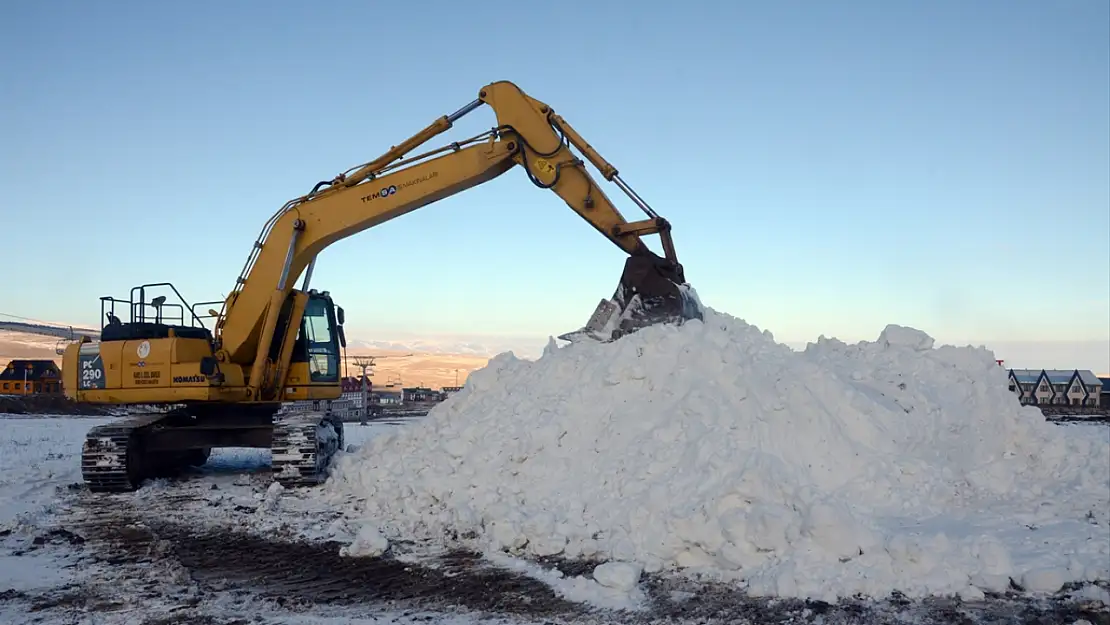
top-left (326, 305), bottom-right (1110, 601)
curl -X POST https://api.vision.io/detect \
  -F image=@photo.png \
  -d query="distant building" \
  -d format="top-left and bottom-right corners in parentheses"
top-left (1007, 369), bottom-right (1103, 407)
top-left (372, 390), bottom-right (403, 405)
top-left (281, 397), bottom-right (357, 421)
top-left (279, 380), bottom-right (457, 420)
top-left (340, 376), bottom-right (365, 394)
top-left (402, 386), bottom-right (442, 403)
top-left (1099, 377), bottom-right (1110, 409)
top-left (0, 359), bottom-right (62, 395)
top-left (340, 375), bottom-right (370, 410)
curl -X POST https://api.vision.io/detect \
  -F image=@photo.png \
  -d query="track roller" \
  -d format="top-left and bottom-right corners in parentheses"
top-left (80, 412), bottom-right (169, 493)
top-left (271, 410), bottom-right (345, 488)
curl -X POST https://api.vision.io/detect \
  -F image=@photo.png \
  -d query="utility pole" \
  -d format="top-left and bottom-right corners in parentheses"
top-left (351, 356), bottom-right (375, 425)
top-left (350, 352), bottom-right (414, 423)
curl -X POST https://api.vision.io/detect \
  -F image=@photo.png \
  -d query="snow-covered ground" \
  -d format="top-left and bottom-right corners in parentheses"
top-left (0, 413), bottom-right (1107, 624)
top-left (1, 416), bottom-right (547, 624)
top-left (1, 306), bottom-right (1109, 624)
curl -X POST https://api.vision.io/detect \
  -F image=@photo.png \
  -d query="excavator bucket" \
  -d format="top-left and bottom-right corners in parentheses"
top-left (559, 253), bottom-right (704, 343)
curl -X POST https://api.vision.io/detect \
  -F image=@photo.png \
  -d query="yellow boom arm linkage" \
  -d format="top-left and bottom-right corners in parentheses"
top-left (213, 81), bottom-right (699, 399)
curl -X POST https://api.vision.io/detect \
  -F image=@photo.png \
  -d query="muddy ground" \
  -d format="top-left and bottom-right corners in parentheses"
top-left (0, 394), bottom-right (115, 416)
top-left (2, 487), bottom-right (1106, 625)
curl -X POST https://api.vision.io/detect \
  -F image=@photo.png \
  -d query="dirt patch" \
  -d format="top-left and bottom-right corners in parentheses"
top-left (1050, 415), bottom-right (1110, 424)
top-left (150, 527), bottom-right (585, 616)
top-left (140, 617), bottom-right (251, 625)
top-left (65, 502), bottom-right (590, 619)
top-left (0, 394), bottom-right (113, 416)
top-left (0, 586), bottom-right (127, 616)
top-left (54, 507), bottom-right (1108, 624)
top-left (634, 576), bottom-right (1110, 625)
top-left (21, 491), bottom-right (1101, 625)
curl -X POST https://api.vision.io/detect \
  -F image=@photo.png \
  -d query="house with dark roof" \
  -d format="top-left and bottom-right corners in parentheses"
top-left (0, 359), bottom-right (62, 395)
top-left (1007, 368), bottom-right (1103, 407)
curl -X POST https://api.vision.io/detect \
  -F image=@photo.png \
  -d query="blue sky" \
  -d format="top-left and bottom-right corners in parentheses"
top-left (2, 1), bottom-right (1108, 369)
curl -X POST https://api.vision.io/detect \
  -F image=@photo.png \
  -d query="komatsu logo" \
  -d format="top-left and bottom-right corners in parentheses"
top-left (173, 375), bottom-right (207, 384)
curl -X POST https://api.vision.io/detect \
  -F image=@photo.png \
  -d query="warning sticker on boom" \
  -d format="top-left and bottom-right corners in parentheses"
top-left (533, 158), bottom-right (556, 177)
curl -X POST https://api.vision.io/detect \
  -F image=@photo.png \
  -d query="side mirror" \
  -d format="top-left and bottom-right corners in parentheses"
top-left (337, 326), bottom-right (347, 348)
top-left (200, 356), bottom-right (218, 376)
top-left (337, 306), bottom-right (345, 325)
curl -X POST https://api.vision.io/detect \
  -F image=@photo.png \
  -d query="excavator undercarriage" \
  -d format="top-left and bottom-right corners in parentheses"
top-left (81, 403), bottom-right (345, 492)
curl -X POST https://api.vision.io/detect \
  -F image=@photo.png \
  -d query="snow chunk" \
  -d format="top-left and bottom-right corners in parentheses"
top-left (484, 551), bottom-right (646, 611)
top-left (878, 324), bottom-right (935, 350)
top-left (1021, 567), bottom-right (1068, 594)
top-left (340, 523), bottom-right (389, 558)
top-left (593, 561), bottom-right (642, 592)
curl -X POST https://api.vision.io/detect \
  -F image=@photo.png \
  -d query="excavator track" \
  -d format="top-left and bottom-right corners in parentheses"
top-left (81, 412), bottom-right (171, 493)
top-left (271, 410), bottom-right (344, 488)
top-left (82, 409), bottom-right (345, 493)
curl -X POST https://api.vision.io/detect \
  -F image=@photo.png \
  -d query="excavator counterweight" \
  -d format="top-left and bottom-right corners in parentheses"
top-left (62, 80), bottom-right (700, 494)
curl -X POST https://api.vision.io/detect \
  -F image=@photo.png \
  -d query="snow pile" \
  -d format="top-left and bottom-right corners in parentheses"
top-left (326, 305), bottom-right (1110, 602)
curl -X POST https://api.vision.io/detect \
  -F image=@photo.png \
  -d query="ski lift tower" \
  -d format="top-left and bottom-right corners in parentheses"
top-left (351, 356), bottom-right (375, 425)
top-left (350, 353), bottom-right (413, 424)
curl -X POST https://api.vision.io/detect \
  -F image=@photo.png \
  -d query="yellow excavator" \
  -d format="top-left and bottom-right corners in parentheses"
top-left (62, 80), bottom-right (703, 492)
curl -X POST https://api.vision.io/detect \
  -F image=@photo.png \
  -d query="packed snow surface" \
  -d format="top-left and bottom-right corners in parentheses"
top-left (326, 303), bottom-right (1110, 602)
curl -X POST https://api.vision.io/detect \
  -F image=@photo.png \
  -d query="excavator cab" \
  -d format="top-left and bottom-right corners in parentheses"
top-left (259, 288), bottom-right (347, 400)
top-left (289, 291), bottom-right (345, 385)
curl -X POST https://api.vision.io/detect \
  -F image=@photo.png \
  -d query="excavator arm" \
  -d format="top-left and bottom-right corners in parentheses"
top-left (214, 81), bottom-right (702, 394)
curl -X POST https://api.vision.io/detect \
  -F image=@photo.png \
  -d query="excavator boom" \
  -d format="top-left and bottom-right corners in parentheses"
top-left (216, 81), bottom-right (701, 375)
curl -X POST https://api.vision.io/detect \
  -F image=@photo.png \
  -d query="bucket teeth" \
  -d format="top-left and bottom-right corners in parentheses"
top-left (560, 253), bottom-right (703, 343)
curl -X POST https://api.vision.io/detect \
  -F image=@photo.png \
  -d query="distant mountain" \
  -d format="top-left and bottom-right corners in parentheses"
top-left (346, 339), bottom-right (488, 355)
top-left (0, 320), bottom-right (98, 340)
top-left (344, 336), bottom-right (544, 359)
top-left (0, 318), bottom-right (545, 360)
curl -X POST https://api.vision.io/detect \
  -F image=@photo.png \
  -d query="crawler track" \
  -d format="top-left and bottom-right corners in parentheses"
top-left (80, 412), bottom-right (171, 492)
top-left (81, 409), bottom-right (345, 493)
top-left (271, 411), bottom-right (344, 488)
